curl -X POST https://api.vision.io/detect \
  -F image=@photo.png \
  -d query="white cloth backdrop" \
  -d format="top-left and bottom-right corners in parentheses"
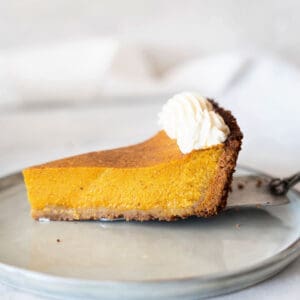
top-left (0, 38), bottom-right (299, 107)
top-left (1, 39), bottom-right (299, 299)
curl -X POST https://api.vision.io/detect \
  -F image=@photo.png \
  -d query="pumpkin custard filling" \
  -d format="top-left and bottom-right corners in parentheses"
top-left (23, 92), bottom-right (243, 221)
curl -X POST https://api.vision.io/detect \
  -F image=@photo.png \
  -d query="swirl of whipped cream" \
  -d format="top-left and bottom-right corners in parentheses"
top-left (158, 92), bottom-right (230, 154)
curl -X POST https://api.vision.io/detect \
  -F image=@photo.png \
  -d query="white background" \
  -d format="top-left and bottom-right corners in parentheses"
top-left (1, 0), bottom-right (300, 69)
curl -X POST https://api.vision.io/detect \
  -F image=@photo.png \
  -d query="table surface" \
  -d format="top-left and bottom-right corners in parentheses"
top-left (1, 102), bottom-right (299, 300)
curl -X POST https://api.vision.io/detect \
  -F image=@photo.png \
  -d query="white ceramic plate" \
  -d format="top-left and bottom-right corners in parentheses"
top-left (0, 166), bottom-right (299, 299)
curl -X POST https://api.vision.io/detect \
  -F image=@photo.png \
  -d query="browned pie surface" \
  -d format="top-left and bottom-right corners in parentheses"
top-left (35, 131), bottom-right (185, 169)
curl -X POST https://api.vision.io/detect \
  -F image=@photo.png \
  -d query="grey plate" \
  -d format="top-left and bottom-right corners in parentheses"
top-left (0, 166), bottom-right (299, 300)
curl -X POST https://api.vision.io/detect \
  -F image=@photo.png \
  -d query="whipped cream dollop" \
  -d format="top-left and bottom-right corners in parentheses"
top-left (158, 92), bottom-right (230, 154)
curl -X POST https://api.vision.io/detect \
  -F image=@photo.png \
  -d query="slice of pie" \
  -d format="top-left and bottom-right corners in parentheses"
top-left (23, 94), bottom-right (242, 221)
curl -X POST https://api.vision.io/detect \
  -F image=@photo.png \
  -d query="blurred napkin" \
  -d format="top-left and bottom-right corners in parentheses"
top-left (0, 38), bottom-right (263, 109)
top-left (0, 39), bottom-right (300, 161)
top-left (0, 38), bottom-right (156, 108)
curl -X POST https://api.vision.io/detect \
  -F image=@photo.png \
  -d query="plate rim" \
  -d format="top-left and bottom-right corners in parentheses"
top-left (0, 165), bottom-right (299, 298)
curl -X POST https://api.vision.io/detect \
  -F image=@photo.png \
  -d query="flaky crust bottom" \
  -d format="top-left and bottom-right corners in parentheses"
top-left (31, 100), bottom-right (242, 222)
